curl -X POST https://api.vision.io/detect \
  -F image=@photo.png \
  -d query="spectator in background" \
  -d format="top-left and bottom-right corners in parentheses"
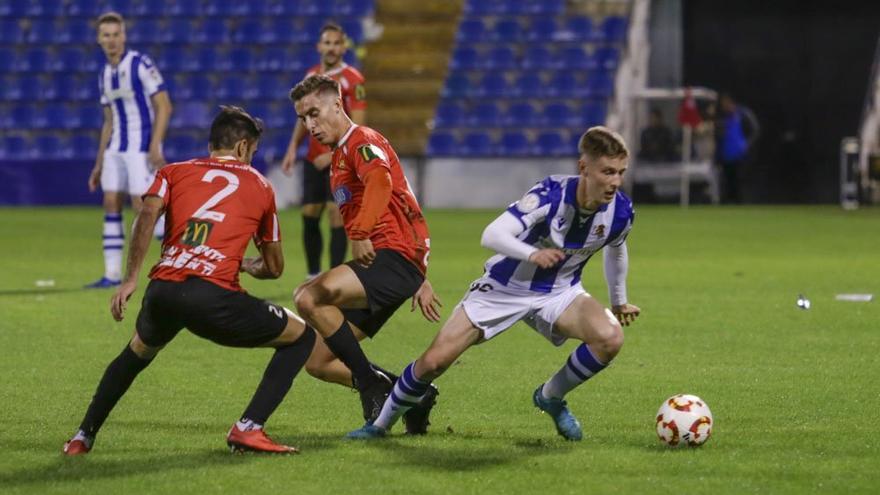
top-left (716, 93), bottom-right (759, 203)
top-left (86, 12), bottom-right (173, 288)
top-left (281, 22), bottom-right (367, 280)
top-left (638, 108), bottom-right (676, 162)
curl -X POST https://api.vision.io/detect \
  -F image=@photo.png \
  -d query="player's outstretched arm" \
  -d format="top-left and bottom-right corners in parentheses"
top-left (89, 106), bottom-right (113, 192)
top-left (411, 279), bottom-right (442, 322)
top-left (110, 196), bottom-right (164, 321)
top-left (482, 211), bottom-right (564, 268)
top-left (604, 241), bottom-right (639, 326)
top-left (281, 121), bottom-right (307, 175)
top-left (148, 91), bottom-right (172, 169)
top-left (241, 241), bottom-right (284, 280)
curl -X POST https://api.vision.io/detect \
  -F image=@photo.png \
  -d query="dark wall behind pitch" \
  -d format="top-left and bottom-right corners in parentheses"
top-left (683, 0), bottom-right (880, 203)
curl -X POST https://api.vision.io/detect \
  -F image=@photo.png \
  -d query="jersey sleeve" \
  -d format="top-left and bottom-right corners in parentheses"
top-left (504, 177), bottom-right (558, 229)
top-left (255, 188), bottom-right (281, 245)
top-left (343, 72), bottom-right (367, 111)
top-left (607, 195), bottom-right (635, 247)
top-left (138, 54), bottom-right (167, 96)
top-left (350, 136), bottom-right (391, 180)
top-left (143, 167), bottom-right (171, 204)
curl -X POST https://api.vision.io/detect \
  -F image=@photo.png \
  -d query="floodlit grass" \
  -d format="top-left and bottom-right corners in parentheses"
top-left (0, 206), bottom-right (878, 494)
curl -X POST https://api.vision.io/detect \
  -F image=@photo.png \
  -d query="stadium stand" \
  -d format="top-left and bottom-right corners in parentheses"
top-left (427, 0), bottom-right (628, 157)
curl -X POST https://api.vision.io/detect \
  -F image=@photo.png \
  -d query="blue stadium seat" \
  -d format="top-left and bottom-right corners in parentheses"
top-left (478, 72), bottom-right (509, 98)
top-left (504, 102), bottom-right (537, 127)
top-left (1, 135), bottom-right (31, 160)
top-left (72, 76), bottom-right (99, 102)
top-left (235, 18), bottom-right (266, 43)
top-left (450, 47), bottom-right (480, 71)
top-left (268, 102), bottom-right (296, 127)
top-left (427, 132), bottom-right (457, 156)
top-left (72, 132), bottom-right (98, 160)
top-left (586, 72), bottom-right (614, 98)
top-left (346, 0), bottom-right (375, 17)
top-left (0, 48), bottom-right (17, 74)
top-left (525, 17), bottom-right (560, 42)
top-left (546, 72), bottom-right (579, 98)
top-left (461, 132), bottom-right (494, 156)
top-left (565, 16), bottom-right (594, 42)
top-left (434, 102), bottom-right (464, 128)
top-left (256, 75), bottom-right (289, 101)
top-left (129, 19), bottom-right (164, 44)
top-left (601, 16), bottom-right (628, 43)
top-left (579, 102), bottom-right (607, 127)
top-left (0, 19), bottom-right (24, 43)
top-left (104, 0), bottom-right (135, 14)
top-left (262, 102), bottom-right (288, 129)
top-left (67, 0), bottom-right (102, 16)
top-left (341, 19), bottom-right (364, 44)
top-left (186, 75), bottom-right (216, 101)
top-left (522, 45), bottom-right (558, 70)
top-left (299, 0), bottom-right (338, 16)
top-left (542, 102), bottom-right (574, 127)
top-left (47, 74), bottom-right (76, 101)
top-left (594, 46), bottom-right (621, 70)
top-left (0, 76), bottom-right (21, 101)
top-left (83, 50), bottom-right (103, 73)
top-left (246, 101), bottom-right (271, 124)
top-left (33, 135), bottom-right (64, 159)
top-left (161, 0), bottom-right (203, 16)
top-left (0, 105), bottom-right (13, 129)
top-left (229, 47), bottom-right (255, 72)
top-left (158, 45), bottom-right (186, 72)
top-left (186, 46), bottom-right (220, 72)
top-left (54, 20), bottom-right (92, 44)
top-left (79, 105), bottom-right (103, 129)
top-left (163, 18), bottom-right (194, 44)
top-left (525, 0), bottom-right (564, 15)
top-left (45, 105), bottom-right (72, 129)
top-left (535, 131), bottom-right (569, 156)
top-left (493, 18), bottom-right (522, 42)
top-left (53, 47), bottom-right (85, 73)
top-left (512, 72), bottom-right (542, 98)
top-left (17, 75), bottom-right (46, 102)
top-left (27, 20), bottom-right (55, 43)
top-left (28, 105), bottom-right (51, 129)
top-left (485, 46), bottom-right (517, 70)
top-left (21, 48), bottom-right (52, 73)
top-left (457, 18), bottom-right (487, 43)
top-left (195, 20), bottom-right (231, 44)
top-left (164, 134), bottom-right (201, 161)
top-left (463, 0), bottom-right (511, 15)
top-left (559, 46), bottom-right (592, 70)
top-left (258, 46), bottom-right (292, 72)
top-left (442, 73), bottom-right (471, 99)
top-left (468, 102), bottom-right (501, 127)
top-left (498, 131), bottom-right (531, 156)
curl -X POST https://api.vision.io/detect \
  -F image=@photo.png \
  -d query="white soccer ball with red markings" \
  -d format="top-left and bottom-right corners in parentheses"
top-left (655, 394), bottom-right (713, 447)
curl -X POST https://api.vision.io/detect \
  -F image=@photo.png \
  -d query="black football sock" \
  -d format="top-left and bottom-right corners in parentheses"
top-left (369, 363), bottom-right (399, 383)
top-left (241, 326), bottom-right (317, 425)
top-left (303, 216), bottom-right (322, 275)
top-left (329, 226), bottom-right (347, 267)
top-left (78, 345), bottom-right (153, 437)
top-left (323, 321), bottom-right (378, 391)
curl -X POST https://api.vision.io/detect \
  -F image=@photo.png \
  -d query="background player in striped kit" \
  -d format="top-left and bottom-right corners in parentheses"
top-left (85, 12), bottom-right (173, 288)
top-left (281, 22), bottom-right (367, 280)
top-left (349, 127), bottom-right (641, 441)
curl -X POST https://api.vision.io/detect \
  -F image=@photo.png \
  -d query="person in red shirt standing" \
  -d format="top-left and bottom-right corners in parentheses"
top-left (63, 106), bottom-right (316, 456)
top-left (281, 22), bottom-right (367, 279)
top-left (290, 75), bottom-right (441, 433)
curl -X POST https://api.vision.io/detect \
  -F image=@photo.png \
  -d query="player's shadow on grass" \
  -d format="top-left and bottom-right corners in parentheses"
top-left (361, 432), bottom-right (575, 472)
top-left (0, 287), bottom-right (88, 297)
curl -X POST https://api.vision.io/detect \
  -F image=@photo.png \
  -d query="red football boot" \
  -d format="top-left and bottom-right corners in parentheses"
top-left (63, 439), bottom-right (91, 456)
top-left (226, 425), bottom-right (299, 454)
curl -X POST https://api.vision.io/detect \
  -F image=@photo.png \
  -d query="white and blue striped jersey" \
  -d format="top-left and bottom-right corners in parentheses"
top-left (98, 50), bottom-right (167, 153)
top-left (484, 175), bottom-right (634, 293)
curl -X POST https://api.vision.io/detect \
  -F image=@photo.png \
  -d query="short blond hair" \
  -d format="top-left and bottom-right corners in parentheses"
top-left (578, 126), bottom-right (629, 160)
top-left (96, 11), bottom-right (125, 30)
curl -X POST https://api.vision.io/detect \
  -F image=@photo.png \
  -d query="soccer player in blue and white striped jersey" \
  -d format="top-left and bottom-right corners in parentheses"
top-left (349, 127), bottom-right (641, 441)
top-left (85, 12), bottom-right (172, 288)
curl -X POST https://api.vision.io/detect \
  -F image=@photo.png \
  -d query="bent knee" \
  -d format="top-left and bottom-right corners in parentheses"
top-left (294, 287), bottom-right (319, 317)
top-left (593, 319), bottom-right (624, 360)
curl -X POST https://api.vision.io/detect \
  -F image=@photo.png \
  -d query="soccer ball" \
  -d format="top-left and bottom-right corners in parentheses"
top-left (655, 394), bottom-right (713, 447)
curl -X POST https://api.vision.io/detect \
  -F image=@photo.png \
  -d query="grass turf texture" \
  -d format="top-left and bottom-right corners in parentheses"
top-left (0, 206), bottom-right (877, 494)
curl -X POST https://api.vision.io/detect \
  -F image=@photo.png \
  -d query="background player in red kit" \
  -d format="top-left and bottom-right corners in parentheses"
top-left (290, 75), bottom-right (440, 433)
top-left (63, 106), bottom-right (316, 456)
top-left (281, 22), bottom-right (367, 279)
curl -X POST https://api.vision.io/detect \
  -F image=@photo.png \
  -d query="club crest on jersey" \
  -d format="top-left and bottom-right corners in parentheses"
top-left (337, 158), bottom-right (347, 170)
top-left (593, 224), bottom-right (605, 237)
top-left (332, 185), bottom-right (352, 206)
top-left (358, 144), bottom-right (387, 163)
top-left (517, 193), bottom-right (541, 213)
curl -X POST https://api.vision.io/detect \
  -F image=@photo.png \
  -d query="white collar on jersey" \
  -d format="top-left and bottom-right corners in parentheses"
top-left (321, 63), bottom-right (349, 77)
top-left (337, 124), bottom-right (359, 148)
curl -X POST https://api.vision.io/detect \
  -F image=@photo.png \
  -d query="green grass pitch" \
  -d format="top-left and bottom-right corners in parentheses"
top-left (0, 205), bottom-right (878, 494)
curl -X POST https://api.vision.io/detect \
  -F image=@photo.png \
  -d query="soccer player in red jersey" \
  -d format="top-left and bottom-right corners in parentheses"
top-left (63, 107), bottom-right (316, 456)
top-left (290, 75), bottom-right (441, 432)
top-left (281, 22), bottom-right (367, 279)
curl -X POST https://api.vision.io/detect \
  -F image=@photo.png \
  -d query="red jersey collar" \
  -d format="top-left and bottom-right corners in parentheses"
top-left (337, 124), bottom-right (358, 148)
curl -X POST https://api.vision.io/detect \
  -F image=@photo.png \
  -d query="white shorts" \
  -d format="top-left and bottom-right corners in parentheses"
top-left (458, 275), bottom-right (587, 347)
top-left (101, 151), bottom-right (155, 195)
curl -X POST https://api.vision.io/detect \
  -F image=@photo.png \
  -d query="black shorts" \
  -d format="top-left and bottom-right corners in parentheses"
top-left (343, 249), bottom-right (425, 338)
top-left (302, 159), bottom-right (331, 204)
top-left (135, 278), bottom-right (288, 348)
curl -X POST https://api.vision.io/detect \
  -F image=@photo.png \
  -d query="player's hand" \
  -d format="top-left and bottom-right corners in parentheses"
top-left (611, 303), bottom-right (640, 326)
top-left (280, 150), bottom-right (297, 176)
top-left (147, 145), bottom-right (166, 170)
top-left (528, 248), bottom-right (565, 269)
top-left (313, 153), bottom-right (332, 171)
top-left (411, 279), bottom-right (442, 322)
top-left (88, 165), bottom-right (102, 193)
top-left (110, 281), bottom-right (138, 322)
top-left (351, 238), bottom-right (376, 267)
